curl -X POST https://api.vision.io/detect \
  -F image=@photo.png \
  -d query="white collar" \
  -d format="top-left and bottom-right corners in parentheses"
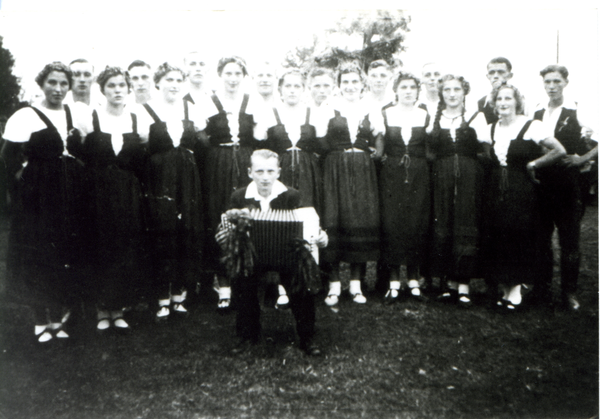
top-left (535, 98), bottom-right (577, 112)
top-left (245, 180), bottom-right (288, 202)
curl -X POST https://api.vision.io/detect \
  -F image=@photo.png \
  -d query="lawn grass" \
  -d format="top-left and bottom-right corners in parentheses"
top-left (0, 207), bottom-right (597, 419)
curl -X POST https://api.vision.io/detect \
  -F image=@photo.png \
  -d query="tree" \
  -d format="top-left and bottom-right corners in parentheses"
top-left (283, 10), bottom-right (410, 72)
top-left (0, 36), bottom-right (21, 124)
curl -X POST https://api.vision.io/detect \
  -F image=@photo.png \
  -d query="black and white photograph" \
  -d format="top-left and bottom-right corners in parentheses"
top-left (0, 0), bottom-right (598, 417)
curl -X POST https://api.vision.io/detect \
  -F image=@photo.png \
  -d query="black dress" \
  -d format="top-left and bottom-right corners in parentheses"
top-left (143, 102), bottom-right (203, 297)
top-left (6, 106), bottom-right (89, 320)
top-left (78, 110), bottom-right (146, 310)
top-left (379, 110), bottom-right (431, 271)
top-left (483, 120), bottom-right (544, 286)
top-left (265, 107), bottom-right (323, 215)
top-left (202, 93), bottom-right (257, 271)
top-left (429, 122), bottom-right (484, 280)
top-left (321, 110), bottom-right (380, 263)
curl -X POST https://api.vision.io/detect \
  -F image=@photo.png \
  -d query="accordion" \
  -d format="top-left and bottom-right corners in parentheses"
top-left (221, 207), bottom-right (321, 269)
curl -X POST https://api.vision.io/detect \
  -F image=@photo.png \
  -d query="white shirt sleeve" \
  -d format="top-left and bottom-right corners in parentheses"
top-left (523, 120), bottom-right (547, 144)
top-left (469, 112), bottom-right (492, 144)
top-left (3, 108), bottom-right (40, 143)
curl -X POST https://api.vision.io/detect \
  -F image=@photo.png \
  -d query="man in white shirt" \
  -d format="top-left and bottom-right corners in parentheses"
top-left (532, 64), bottom-right (598, 311)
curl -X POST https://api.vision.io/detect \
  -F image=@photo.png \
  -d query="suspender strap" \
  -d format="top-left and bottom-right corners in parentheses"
top-left (92, 109), bottom-right (101, 132)
top-left (516, 120), bottom-right (533, 141)
top-left (184, 99), bottom-right (189, 121)
top-left (467, 111), bottom-right (479, 125)
top-left (382, 108), bottom-right (388, 128)
top-left (305, 107), bottom-right (311, 125)
top-left (424, 112), bottom-right (431, 129)
top-left (490, 122), bottom-right (496, 145)
top-left (143, 104), bottom-right (161, 123)
top-left (64, 104), bottom-right (74, 131)
top-left (240, 94), bottom-right (249, 114)
top-left (334, 110), bottom-right (341, 118)
top-left (211, 94), bottom-right (225, 113)
top-left (30, 106), bottom-right (56, 130)
top-left (130, 113), bottom-right (137, 133)
top-left (273, 108), bottom-right (282, 125)
top-left (183, 92), bottom-right (195, 105)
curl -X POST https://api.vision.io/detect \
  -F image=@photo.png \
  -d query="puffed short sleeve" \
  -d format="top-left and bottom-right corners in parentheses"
top-left (3, 108), bottom-right (42, 143)
top-left (524, 120), bottom-right (547, 144)
top-left (469, 112), bottom-right (492, 144)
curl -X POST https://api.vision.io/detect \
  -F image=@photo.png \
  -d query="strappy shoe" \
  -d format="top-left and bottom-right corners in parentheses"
top-left (351, 293), bottom-right (367, 304)
top-left (324, 294), bottom-right (339, 307)
top-left (156, 306), bottom-right (170, 322)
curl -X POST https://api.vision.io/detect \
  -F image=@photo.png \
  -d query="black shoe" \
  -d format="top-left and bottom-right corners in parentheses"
top-left (300, 341), bottom-right (322, 356)
top-left (562, 294), bottom-right (580, 311)
top-left (437, 289), bottom-right (458, 304)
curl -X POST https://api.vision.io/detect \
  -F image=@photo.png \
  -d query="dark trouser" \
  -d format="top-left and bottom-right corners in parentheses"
top-left (537, 167), bottom-right (583, 297)
top-left (234, 267), bottom-right (315, 346)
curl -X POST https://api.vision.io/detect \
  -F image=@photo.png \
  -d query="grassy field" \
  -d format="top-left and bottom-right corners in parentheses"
top-left (0, 206), bottom-right (597, 419)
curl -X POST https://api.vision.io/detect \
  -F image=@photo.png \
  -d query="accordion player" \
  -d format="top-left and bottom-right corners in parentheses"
top-left (217, 149), bottom-right (327, 356)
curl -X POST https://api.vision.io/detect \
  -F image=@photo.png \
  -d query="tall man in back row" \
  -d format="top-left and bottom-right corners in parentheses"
top-left (218, 149), bottom-right (328, 356)
top-left (533, 65), bottom-right (598, 310)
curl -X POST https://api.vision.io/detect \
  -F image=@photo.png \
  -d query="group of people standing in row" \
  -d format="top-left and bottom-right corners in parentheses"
top-left (1, 52), bottom-right (596, 354)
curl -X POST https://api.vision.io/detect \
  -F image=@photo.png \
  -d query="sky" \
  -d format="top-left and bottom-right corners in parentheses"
top-left (0, 0), bottom-right (598, 116)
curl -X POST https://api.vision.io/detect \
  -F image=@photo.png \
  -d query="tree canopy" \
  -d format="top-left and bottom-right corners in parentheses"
top-left (0, 36), bottom-right (21, 123)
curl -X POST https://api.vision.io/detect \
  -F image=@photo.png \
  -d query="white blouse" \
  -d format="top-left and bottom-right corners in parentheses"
top-left (4, 102), bottom-right (90, 155)
top-left (478, 116), bottom-right (546, 166)
top-left (136, 99), bottom-right (203, 147)
top-left (90, 106), bottom-right (140, 154)
top-left (371, 105), bottom-right (429, 142)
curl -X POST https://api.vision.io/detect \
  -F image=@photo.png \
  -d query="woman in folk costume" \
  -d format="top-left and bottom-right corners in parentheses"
top-left (427, 75), bottom-right (487, 306)
top-left (263, 69), bottom-right (326, 307)
top-left (373, 72), bottom-right (432, 304)
top-left (2, 62), bottom-right (90, 343)
top-left (320, 62), bottom-right (380, 307)
top-left (69, 66), bottom-right (146, 332)
top-left (202, 56), bottom-right (267, 310)
top-left (137, 62), bottom-right (204, 321)
top-left (480, 84), bottom-right (565, 310)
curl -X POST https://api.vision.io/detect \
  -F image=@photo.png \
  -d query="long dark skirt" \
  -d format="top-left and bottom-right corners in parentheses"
top-left (483, 166), bottom-right (543, 286)
top-left (145, 147), bottom-right (202, 294)
top-left (203, 145), bottom-right (253, 271)
top-left (279, 150), bottom-right (322, 215)
top-left (322, 151), bottom-right (379, 263)
top-left (86, 164), bottom-right (145, 310)
top-left (7, 155), bottom-right (89, 319)
top-left (430, 155), bottom-right (483, 279)
top-left (379, 155), bottom-right (430, 268)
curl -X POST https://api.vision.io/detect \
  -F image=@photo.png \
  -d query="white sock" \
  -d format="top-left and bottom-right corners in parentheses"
top-left (158, 298), bottom-right (170, 308)
top-left (389, 280), bottom-right (401, 291)
top-left (508, 285), bottom-right (522, 305)
top-left (349, 280), bottom-right (362, 295)
top-left (458, 284), bottom-right (469, 295)
top-left (219, 287), bottom-right (231, 300)
top-left (328, 281), bottom-right (341, 296)
top-left (171, 290), bottom-right (187, 304)
top-left (278, 285), bottom-right (287, 296)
